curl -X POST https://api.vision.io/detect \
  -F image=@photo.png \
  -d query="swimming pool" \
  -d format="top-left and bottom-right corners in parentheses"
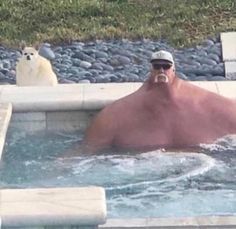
top-left (1, 82), bottom-right (236, 227)
top-left (1, 127), bottom-right (236, 219)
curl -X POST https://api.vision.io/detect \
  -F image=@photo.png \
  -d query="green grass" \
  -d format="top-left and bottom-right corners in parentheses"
top-left (0, 0), bottom-right (236, 48)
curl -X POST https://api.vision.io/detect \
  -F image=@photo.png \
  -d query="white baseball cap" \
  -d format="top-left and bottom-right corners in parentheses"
top-left (150, 50), bottom-right (174, 64)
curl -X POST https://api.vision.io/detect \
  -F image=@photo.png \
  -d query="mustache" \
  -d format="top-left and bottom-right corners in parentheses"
top-left (153, 73), bottom-right (169, 83)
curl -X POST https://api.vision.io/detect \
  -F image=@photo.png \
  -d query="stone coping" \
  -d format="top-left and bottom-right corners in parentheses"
top-left (100, 216), bottom-right (236, 228)
top-left (0, 83), bottom-right (138, 112)
top-left (221, 32), bottom-right (236, 62)
top-left (0, 81), bottom-right (236, 112)
top-left (221, 32), bottom-right (236, 80)
top-left (0, 103), bottom-right (12, 159)
top-left (0, 187), bottom-right (107, 227)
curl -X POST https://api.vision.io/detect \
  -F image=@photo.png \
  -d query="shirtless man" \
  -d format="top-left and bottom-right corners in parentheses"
top-left (82, 50), bottom-right (236, 154)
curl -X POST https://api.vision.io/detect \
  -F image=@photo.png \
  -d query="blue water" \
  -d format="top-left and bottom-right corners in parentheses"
top-left (1, 127), bottom-right (236, 218)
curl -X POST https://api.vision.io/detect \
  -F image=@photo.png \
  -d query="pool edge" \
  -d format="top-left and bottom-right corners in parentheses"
top-left (0, 103), bottom-right (12, 160)
top-left (100, 216), bottom-right (236, 228)
top-left (1, 187), bottom-right (107, 228)
top-left (0, 81), bottom-right (236, 112)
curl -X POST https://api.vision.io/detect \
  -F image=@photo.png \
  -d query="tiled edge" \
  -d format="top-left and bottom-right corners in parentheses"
top-left (7, 111), bottom-right (98, 133)
top-left (0, 103), bottom-right (12, 160)
top-left (46, 110), bottom-right (97, 132)
top-left (9, 112), bottom-right (47, 133)
top-left (100, 216), bottom-right (236, 228)
top-left (1, 187), bottom-right (107, 227)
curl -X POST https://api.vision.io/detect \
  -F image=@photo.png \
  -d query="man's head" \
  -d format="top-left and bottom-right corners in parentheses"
top-left (150, 50), bottom-right (175, 84)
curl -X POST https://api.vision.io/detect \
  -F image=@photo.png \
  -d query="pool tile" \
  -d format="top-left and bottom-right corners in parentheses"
top-left (11, 112), bottom-right (46, 121)
top-left (10, 121), bottom-right (47, 132)
top-left (8, 112), bottom-right (47, 132)
top-left (46, 111), bottom-right (96, 131)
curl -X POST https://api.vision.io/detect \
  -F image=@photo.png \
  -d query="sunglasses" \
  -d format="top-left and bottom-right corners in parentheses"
top-left (152, 63), bottom-right (172, 70)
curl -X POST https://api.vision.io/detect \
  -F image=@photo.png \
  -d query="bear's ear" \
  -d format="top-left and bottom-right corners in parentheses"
top-left (20, 41), bottom-right (26, 51)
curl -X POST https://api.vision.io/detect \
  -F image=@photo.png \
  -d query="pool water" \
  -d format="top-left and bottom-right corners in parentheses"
top-left (1, 127), bottom-right (236, 218)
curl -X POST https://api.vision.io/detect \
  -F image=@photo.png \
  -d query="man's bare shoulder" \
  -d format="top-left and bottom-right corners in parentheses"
top-left (104, 87), bottom-right (143, 112)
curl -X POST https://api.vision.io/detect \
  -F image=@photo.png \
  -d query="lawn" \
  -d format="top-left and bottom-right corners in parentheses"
top-left (0, 0), bottom-right (236, 47)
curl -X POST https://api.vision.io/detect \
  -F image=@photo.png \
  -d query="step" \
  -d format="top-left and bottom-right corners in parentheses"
top-left (0, 187), bottom-right (107, 228)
